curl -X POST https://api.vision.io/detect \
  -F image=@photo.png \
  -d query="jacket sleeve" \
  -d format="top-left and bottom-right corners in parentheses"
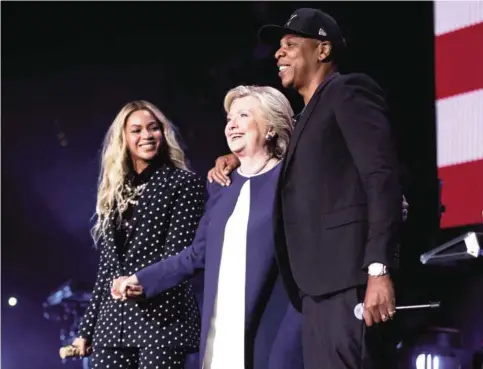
top-left (77, 243), bottom-right (109, 342)
top-left (333, 74), bottom-right (402, 269)
top-left (137, 178), bottom-right (218, 299)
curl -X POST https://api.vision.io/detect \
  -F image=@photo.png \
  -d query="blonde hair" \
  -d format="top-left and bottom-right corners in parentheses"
top-left (91, 100), bottom-right (189, 244)
top-left (223, 85), bottom-right (294, 159)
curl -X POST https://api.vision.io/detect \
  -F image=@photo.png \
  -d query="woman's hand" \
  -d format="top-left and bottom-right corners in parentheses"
top-left (118, 274), bottom-right (143, 301)
top-left (112, 275), bottom-right (144, 301)
top-left (111, 276), bottom-right (128, 300)
top-left (71, 337), bottom-right (92, 357)
top-left (123, 284), bottom-right (144, 301)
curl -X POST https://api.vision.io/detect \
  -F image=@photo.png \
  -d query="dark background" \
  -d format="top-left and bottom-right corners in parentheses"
top-left (2, 2), bottom-right (482, 368)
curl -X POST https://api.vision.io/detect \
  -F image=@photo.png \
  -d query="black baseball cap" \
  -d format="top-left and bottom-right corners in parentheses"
top-left (258, 8), bottom-right (346, 61)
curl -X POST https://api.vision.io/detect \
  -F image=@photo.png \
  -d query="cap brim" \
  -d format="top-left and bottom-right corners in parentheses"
top-left (257, 24), bottom-right (314, 44)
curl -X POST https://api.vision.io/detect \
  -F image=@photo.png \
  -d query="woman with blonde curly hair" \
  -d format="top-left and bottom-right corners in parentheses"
top-left (114, 87), bottom-right (304, 369)
top-left (72, 100), bottom-right (205, 369)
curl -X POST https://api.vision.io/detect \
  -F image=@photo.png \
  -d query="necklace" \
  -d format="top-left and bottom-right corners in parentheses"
top-left (118, 181), bottom-right (148, 213)
top-left (238, 156), bottom-right (276, 177)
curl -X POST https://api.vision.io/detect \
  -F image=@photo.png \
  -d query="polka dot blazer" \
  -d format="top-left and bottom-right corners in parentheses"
top-left (78, 165), bottom-right (205, 352)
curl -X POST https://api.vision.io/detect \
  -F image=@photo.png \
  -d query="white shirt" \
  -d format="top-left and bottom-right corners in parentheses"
top-left (203, 181), bottom-right (251, 369)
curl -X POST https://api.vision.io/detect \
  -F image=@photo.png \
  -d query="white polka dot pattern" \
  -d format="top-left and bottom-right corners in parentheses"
top-left (90, 346), bottom-right (185, 369)
top-left (78, 166), bottom-right (205, 352)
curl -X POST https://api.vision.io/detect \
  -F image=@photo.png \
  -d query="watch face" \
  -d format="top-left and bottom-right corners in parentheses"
top-left (369, 264), bottom-right (384, 275)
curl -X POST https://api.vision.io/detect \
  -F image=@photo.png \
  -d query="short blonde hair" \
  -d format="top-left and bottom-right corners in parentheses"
top-left (92, 100), bottom-right (189, 244)
top-left (223, 85), bottom-right (294, 159)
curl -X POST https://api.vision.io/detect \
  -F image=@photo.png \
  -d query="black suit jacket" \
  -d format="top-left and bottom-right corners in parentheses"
top-left (275, 72), bottom-right (402, 310)
top-left (78, 165), bottom-right (205, 350)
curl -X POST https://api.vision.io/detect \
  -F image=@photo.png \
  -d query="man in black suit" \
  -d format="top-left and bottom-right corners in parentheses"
top-left (208, 8), bottom-right (402, 369)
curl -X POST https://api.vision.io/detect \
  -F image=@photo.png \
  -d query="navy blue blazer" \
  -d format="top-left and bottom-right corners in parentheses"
top-left (136, 165), bottom-right (303, 369)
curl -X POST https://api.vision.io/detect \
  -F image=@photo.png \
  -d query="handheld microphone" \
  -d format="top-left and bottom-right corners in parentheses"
top-left (353, 301), bottom-right (441, 320)
top-left (59, 345), bottom-right (80, 359)
top-left (59, 345), bottom-right (92, 359)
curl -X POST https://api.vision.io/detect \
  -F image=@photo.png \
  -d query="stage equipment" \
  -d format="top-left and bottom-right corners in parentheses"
top-left (43, 280), bottom-right (92, 368)
top-left (420, 232), bottom-right (482, 265)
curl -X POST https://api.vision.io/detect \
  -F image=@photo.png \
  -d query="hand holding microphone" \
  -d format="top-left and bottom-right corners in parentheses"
top-left (354, 301), bottom-right (441, 321)
top-left (60, 337), bottom-right (92, 359)
top-left (363, 275), bottom-right (397, 326)
top-left (59, 345), bottom-right (86, 359)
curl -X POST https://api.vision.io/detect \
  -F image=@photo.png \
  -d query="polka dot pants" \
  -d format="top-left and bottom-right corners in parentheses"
top-left (90, 347), bottom-right (185, 369)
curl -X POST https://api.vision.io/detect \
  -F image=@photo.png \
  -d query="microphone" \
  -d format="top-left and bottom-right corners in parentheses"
top-left (59, 345), bottom-right (80, 359)
top-left (354, 301), bottom-right (441, 320)
top-left (59, 345), bottom-right (92, 359)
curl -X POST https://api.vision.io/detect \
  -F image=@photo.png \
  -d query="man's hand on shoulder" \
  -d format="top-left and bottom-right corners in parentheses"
top-left (207, 153), bottom-right (240, 186)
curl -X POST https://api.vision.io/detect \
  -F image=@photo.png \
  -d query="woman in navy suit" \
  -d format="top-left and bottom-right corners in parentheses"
top-left (72, 100), bottom-right (205, 369)
top-left (113, 86), bottom-right (304, 369)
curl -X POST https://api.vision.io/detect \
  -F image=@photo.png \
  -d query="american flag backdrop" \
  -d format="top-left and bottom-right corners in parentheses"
top-left (434, 1), bottom-right (483, 228)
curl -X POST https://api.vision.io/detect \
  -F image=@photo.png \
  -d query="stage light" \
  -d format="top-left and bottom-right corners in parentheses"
top-left (416, 353), bottom-right (440, 369)
top-left (8, 297), bottom-right (17, 306)
top-left (415, 352), bottom-right (466, 369)
top-left (399, 327), bottom-right (465, 369)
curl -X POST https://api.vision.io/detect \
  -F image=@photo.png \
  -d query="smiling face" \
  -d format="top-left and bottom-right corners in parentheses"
top-left (225, 95), bottom-right (270, 157)
top-left (275, 34), bottom-right (322, 90)
top-left (124, 109), bottom-right (163, 172)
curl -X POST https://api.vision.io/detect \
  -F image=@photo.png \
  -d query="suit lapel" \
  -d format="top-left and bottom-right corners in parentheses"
top-left (283, 72), bottom-right (340, 177)
top-left (102, 166), bottom-right (172, 268)
top-left (123, 165), bottom-right (173, 256)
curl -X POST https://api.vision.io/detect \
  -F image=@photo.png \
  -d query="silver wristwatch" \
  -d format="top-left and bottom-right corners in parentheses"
top-left (368, 262), bottom-right (388, 276)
